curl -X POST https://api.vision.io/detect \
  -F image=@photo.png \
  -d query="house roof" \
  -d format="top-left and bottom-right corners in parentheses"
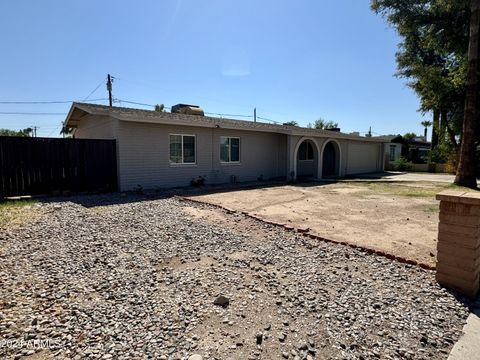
top-left (373, 135), bottom-right (403, 143)
top-left (65, 102), bottom-right (385, 142)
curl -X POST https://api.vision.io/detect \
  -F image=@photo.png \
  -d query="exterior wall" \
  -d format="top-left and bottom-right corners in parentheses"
top-left (116, 121), bottom-right (287, 191)
top-left (384, 143), bottom-right (402, 163)
top-left (74, 115), bottom-right (117, 139)
top-left (345, 142), bottom-right (383, 175)
top-left (410, 163), bottom-right (446, 173)
top-left (73, 114), bottom-right (385, 189)
top-left (288, 136), bottom-right (382, 179)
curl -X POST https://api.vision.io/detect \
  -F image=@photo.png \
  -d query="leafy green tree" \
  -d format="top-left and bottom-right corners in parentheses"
top-left (403, 132), bottom-right (417, 141)
top-left (371, 0), bottom-right (480, 187)
top-left (0, 128), bottom-right (32, 137)
top-left (155, 104), bottom-right (165, 112)
top-left (311, 118), bottom-right (338, 130)
top-left (371, 0), bottom-right (469, 149)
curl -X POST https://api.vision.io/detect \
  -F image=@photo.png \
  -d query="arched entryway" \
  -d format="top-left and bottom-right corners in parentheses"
top-left (295, 139), bottom-right (319, 180)
top-left (321, 140), bottom-right (341, 178)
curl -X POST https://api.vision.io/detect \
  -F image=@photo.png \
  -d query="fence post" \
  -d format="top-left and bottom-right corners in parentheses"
top-left (436, 190), bottom-right (480, 298)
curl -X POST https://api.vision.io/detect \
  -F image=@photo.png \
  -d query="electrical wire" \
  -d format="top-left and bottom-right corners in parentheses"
top-left (0, 98), bottom-right (108, 105)
top-left (114, 98), bottom-right (254, 119)
top-left (113, 75), bottom-right (284, 119)
top-left (113, 99), bottom-right (169, 109)
top-left (84, 78), bottom-right (107, 101)
top-left (46, 123), bottom-right (63, 137)
top-left (0, 111), bottom-right (66, 115)
top-left (205, 112), bottom-right (252, 118)
top-left (257, 116), bottom-right (279, 124)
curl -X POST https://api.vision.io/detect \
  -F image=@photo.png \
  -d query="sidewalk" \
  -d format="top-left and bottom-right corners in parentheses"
top-left (448, 307), bottom-right (480, 360)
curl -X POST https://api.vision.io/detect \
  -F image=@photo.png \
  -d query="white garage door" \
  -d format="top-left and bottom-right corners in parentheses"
top-left (346, 143), bottom-right (379, 175)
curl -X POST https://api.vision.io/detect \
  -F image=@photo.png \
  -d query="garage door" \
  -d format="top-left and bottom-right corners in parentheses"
top-left (346, 143), bottom-right (379, 175)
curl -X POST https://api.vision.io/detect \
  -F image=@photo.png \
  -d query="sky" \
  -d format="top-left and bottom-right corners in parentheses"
top-left (0, 0), bottom-right (429, 138)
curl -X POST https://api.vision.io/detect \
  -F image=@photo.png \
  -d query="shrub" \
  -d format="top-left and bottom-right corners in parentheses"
top-left (427, 143), bottom-right (450, 164)
top-left (133, 184), bottom-right (144, 195)
top-left (190, 176), bottom-right (205, 187)
top-left (445, 153), bottom-right (458, 174)
top-left (393, 157), bottom-right (412, 171)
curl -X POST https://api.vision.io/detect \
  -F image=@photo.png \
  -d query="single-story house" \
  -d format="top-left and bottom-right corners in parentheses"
top-left (376, 135), bottom-right (403, 165)
top-left (376, 134), bottom-right (431, 166)
top-left (64, 103), bottom-right (386, 191)
top-left (406, 136), bottom-right (431, 163)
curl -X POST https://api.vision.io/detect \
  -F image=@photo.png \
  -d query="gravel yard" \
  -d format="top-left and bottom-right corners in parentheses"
top-left (0, 194), bottom-right (473, 360)
top-left (188, 182), bottom-right (450, 266)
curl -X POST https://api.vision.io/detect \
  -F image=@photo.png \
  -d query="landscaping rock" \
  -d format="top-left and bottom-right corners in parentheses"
top-left (213, 295), bottom-right (230, 308)
top-left (0, 194), bottom-right (471, 360)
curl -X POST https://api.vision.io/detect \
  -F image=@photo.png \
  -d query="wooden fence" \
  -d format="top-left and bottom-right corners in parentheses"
top-left (0, 136), bottom-right (117, 199)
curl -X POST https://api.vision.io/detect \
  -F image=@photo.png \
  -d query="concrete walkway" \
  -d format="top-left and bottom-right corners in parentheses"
top-left (345, 172), bottom-right (456, 183)
top-left (448, 308), bottom-right (480, 360)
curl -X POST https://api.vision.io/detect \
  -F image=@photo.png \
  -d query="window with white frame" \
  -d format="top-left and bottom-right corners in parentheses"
top-left (169, 134), bottom-right (196, 164)
top-left (220, 136), bottom-right (240, 163)
top-left (298, 141), bottom-right (314, 160)
top-left (389, 144), bottom-right (396, 162)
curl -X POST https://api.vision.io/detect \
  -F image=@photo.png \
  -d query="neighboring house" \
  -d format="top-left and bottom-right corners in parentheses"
top-left (375, 134), bottom-right (432, 167)
top-left (64, 103), bottom-right (386, 191)
top-left (406, 137), bottom-right (431, 163)
top-left (377, 135), bottom-right (403, 164)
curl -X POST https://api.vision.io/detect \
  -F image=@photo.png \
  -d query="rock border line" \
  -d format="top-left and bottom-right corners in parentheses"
top-left (177, 196), bottom-right (436, 271)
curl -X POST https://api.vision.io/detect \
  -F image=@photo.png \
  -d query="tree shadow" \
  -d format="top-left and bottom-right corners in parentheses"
top-left (29, 178), bottom-right (340, 208)
top-left (7, 171), bottom-right (409, 208)
top-left (343, 171), bottom-right (405, 180)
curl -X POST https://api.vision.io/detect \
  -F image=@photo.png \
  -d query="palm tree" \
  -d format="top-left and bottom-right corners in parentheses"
top-left (455, 0), bottom-right (480, 189)
top-left (420, 120), bottom-right (432, 141)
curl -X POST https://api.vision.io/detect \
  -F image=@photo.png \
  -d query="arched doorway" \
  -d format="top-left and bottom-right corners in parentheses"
top-left (296, 139), bottom-right (319, 179)
top-left (321, 140), bottom-right (340, 178)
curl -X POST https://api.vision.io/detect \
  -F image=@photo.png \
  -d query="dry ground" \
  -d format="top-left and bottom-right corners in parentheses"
top-left (0, 194), bottom-right (471, 359)
top-left (188, 181), bottom-right (453, 266)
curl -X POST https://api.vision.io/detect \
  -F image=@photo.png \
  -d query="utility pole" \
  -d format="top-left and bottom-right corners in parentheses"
top-left (107, 74), bottom-right (113, 107)
top-left (32, 126), bottom-right (38, 137)
top-left (254, 108), bottom-right (257, 123)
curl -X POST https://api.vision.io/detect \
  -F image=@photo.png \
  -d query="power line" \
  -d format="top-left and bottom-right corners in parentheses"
top-left (114, 98), bottom-right (254, 119)
top-left (206, 112), bottom-right (252, 118)
top-left (257, 116), bottom-right (279, 124)
top-left (46, 123), bottom-right (63, 137)
top-left (113, 75), bottom-right (285, 118)
top-left (0, 98), bottom-right (108, 105)
top-left (0, 111), bottom-right (66, 115)
top-left (84, 78), bottom-right (107, 101)
top-left (114, 99), bottom-right (165, 108)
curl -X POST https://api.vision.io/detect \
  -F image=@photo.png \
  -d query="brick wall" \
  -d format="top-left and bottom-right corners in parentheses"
top-left (436, 190), bottom-right (480, 298)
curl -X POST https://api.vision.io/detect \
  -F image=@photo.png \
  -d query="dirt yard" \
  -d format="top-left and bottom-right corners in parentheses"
top-left (188, 181), bottom-right (452, 266)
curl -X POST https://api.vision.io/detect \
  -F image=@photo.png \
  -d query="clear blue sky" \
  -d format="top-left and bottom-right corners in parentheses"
top-left (0, 0), bottom-right (428, 138)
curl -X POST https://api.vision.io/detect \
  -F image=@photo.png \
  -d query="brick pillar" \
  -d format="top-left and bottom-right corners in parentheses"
top-left (436, 190), bottom-right (480, 298)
